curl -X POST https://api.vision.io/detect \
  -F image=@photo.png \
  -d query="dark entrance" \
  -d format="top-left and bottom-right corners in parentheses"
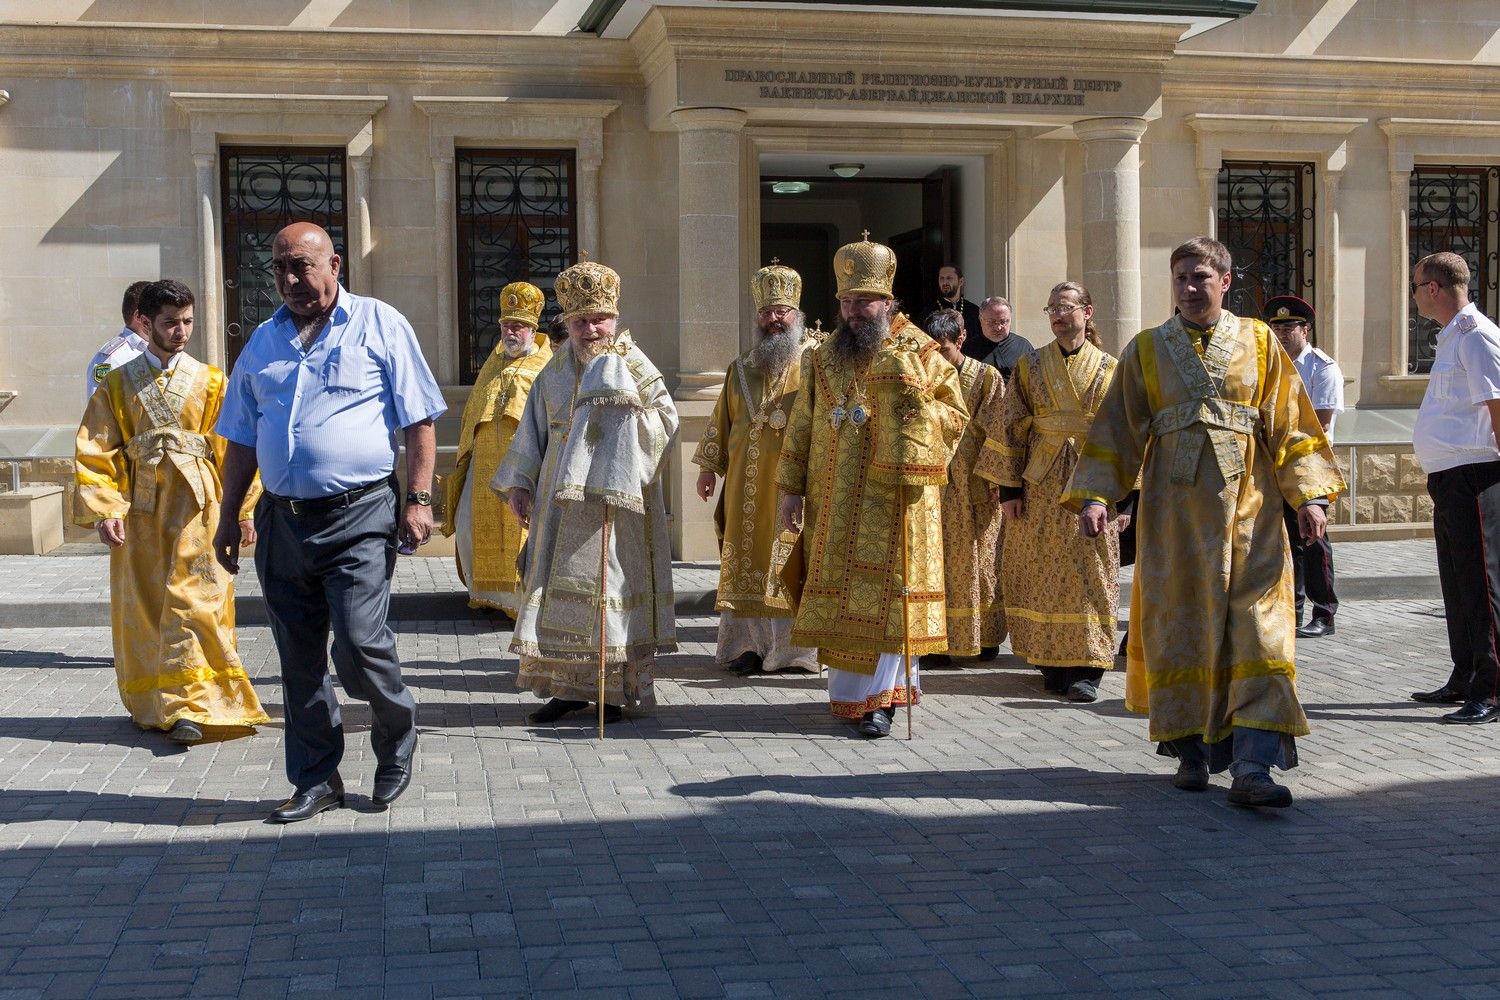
top-left (759, 167), bottom-right (959, 333)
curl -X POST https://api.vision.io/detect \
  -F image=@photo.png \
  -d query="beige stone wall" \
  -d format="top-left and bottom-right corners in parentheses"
top-left (1328, 442), bottom-right (1434, 531)
top-left (0, 0), bottom-right (560, 32)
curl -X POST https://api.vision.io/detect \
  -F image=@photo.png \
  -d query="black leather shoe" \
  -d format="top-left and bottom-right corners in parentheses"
top-left (1442, 701), bottom-right (1500, 724)
top-left (726, 653), bottom-right (764, 676)
top-left (600, 704), bottom-right (623, 724)
top-left (270, 776), bottom-right (344, 823)
top-left (1066, 680), bottom-right (1099, 703)
top-left (975, 647), bottom-right (999, 662)
top-left (372, 761), bottom-right (412, 806)
top-left (1296, 618), bottom-right (1335, 639)
top-left (167, 719), bottom-right (203, 744)
top-left (858, 708), bottom-right (893, 738)
top-left (527, 698), bottom-right (589, 724)
top-left (1173, 761), bottom-right (1209, 791)
top-left (1227, 772), bottom-right (1293, 808)
top-left (922, 653), bottom-right (956, 669)
top-left (1412, 685), bottom-right (1468, 705)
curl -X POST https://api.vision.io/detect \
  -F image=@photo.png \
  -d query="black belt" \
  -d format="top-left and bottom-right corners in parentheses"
top-left (265, 477), bottom-right (392, 516)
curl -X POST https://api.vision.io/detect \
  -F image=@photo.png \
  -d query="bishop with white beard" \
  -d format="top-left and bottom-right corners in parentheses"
top-left (693, 262), bottom-right (820, 676)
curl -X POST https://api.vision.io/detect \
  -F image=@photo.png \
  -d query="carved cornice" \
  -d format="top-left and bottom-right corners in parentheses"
top-left (1167, 52), bottom-right (1500, 110)
top-left (0, 22), bottom-right (639, 87)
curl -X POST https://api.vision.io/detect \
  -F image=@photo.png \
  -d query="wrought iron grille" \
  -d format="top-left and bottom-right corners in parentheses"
top-left (220, 147), bottom-right (349, 371)
top-left (456, 150), bottom-right (577, 383)
top-left (1216, 162), bottom-right (1315, 322)
top-left (1408, 166), bottom-right (1500, 374)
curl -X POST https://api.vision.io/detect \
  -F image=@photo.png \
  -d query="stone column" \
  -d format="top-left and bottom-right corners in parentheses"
top-left (432, 154), bottom-right (457, 384)
top-left (671, 107), bottom-right (747, 560)
top-left (191, 152), bottom-right (223, 369)
top-left (1389, 157), bottom-right (1414, 375)
top-left (1075, 117), bottom-right (1149, 353)
top-left (348, 151), bottom-right (374, 296)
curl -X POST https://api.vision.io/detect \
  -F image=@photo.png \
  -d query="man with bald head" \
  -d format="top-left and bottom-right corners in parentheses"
top-left (215, 222), bottom-right (446, 822)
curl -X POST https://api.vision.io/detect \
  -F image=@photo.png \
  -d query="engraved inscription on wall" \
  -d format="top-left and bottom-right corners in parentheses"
top-left (721, 68), bottom-right (1124, 108)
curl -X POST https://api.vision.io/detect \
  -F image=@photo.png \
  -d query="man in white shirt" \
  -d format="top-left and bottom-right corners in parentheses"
top-left (1411, 251), bottom-right (1500, 724)
top-left (1265, 295), bottom-right (1343, 639)
top-left (83, 281), bottom-right (151, 409)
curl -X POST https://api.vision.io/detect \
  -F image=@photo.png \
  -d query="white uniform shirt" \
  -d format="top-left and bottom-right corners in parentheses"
top-left (1413, 303), bottom-right (1500, 474)
top-left (1290, 343), bottom-right (1344, 435)
top-left (84, 328), bottom-right (148, 408)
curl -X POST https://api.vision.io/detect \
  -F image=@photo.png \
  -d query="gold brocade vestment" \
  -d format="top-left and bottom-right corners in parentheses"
top-left (441, 333), bottom-right (552, 607)
top-left (977, 341), bottom-right (1120, 668)
top-left (692, 344), bottom-right (809, 615)
top-left (1063, 313), bottom-right (1346, 743)
top-left (939, 356), bottom-right (1006, 656)
top-left (775, 315), bottom-right (968, 673)
top-left (74, 354), bottom-right (268, 732)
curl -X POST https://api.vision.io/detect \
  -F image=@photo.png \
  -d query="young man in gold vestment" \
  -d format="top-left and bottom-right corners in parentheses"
top-left (924, 308), bottom-right (1006, 666)
top-left (1065, 238), bottom-right (1344, 808)
top-left (776, 236), bottom-right (968, 738)
top-left (694, 262), bottom-right (819, 676)
top-left (441, 281), bottom-right (552, 614)
top-left (977, 282), bottom-right (1124, 704)
top-left (74, 279), bottom-right (268, 745)
top-left (495, 260), bottom-right (678, 725)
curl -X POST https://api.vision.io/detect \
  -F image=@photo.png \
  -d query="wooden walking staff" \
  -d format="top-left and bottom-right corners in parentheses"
top-left (597, 504), bottom-right (612, 740)
top-left (900, 488), bottom-right (913, 740)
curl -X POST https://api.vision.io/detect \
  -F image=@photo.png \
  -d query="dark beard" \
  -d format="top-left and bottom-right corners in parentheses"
top-left (828, 311), bottom-right (890, 369)
top-left (748, 316), bottom-right (804, 377)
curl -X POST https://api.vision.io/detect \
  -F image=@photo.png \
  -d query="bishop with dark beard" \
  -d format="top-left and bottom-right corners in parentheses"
top-left (775, 236), bottom-right (969, 738)
top-left (694, 262), bottom-right (820, 676)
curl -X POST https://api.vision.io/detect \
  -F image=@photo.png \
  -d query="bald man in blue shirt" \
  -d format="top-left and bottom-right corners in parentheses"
top-left (215, 222), bottom-right (446, 823)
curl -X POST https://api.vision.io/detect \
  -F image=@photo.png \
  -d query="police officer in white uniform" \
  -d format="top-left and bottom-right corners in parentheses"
top-left (1265, 294), bottom-right (1343, 638)
top-left (1411, 251), bottom-right (1500, 724)
top-left (83, 281), bottom-right (151, 409)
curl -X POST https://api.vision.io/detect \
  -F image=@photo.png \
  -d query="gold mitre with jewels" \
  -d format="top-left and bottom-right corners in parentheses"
top-left (833, 231), bottom-right (897, 300)
top-left (751, 259), bottom-right (802, 312)
top-left (498, 281), bottom-right (544, 327)
top-left (554, 256), bottom-right (621, 320)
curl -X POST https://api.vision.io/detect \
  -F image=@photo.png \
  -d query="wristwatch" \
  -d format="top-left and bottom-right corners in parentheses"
top-left (406, 489), bottom-right (433, 506)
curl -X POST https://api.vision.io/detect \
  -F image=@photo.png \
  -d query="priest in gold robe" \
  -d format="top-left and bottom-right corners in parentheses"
top-left (694, 261), bottom-right (819, 676)
top-left (925, 308), bottom-right (1005, 665)
top-left (978, 281), bottom-right (1122, 703)
top-left (1065, 238), bottom-right (1345, 808)
top-left (493, 259), bottom-right (677, 726)
top-left (776, 236), bottom-right (968, 738)
top-left (441, 282), bottom-right (552, 614)
top-left (74, 279), bottom-right (268, 744)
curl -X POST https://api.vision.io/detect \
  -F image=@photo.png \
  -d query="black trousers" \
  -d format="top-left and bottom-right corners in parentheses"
top-left (1428, 461), bottom-right (1500, 704)
top-left (254, 482), bottom-right (416, 790)
top-left (1282, 503), bottom-right (1338, 623)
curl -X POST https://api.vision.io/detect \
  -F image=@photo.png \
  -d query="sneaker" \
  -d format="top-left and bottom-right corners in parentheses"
top-left (1066, 680), bottom-right (1099, 703)
top-left (1227, 771), bottom-right (1293, 808)
top-left (167, 719), bottom-right (203, 744)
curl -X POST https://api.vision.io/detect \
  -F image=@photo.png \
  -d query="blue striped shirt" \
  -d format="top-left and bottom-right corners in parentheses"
top-left (217, 288), bottom-right (446, 499)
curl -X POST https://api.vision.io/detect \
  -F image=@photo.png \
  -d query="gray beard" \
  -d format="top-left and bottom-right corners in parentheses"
top-left (747, 317), bottom-right (804, 378)
top-left (829, 311), bottom-right (890, 369)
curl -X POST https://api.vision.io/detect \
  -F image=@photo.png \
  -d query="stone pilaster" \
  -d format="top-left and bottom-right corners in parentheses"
top-left (1075, 117), bottom-right (1148, 353)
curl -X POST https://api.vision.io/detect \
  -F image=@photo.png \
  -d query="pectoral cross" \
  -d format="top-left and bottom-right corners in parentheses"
top-left (831, 404), bottom-right (846, 429)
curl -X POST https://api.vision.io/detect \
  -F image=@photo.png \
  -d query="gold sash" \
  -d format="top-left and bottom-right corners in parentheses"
top-left (1154, 314), bottom-right (1258, 485)
top-left (1021, 341), bottom-right (1106, 485)
top-left (122, 355), bottom-right (213, 515)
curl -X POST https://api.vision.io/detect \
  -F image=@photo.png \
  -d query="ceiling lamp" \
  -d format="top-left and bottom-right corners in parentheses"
top-left (829, 163), bottom-right (864, 179)
top-left (770, 180), bottom-right (811, 194)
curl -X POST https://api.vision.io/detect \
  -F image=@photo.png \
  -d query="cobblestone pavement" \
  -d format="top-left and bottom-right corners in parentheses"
top-left (1, 598), bottom-right (1496, 999)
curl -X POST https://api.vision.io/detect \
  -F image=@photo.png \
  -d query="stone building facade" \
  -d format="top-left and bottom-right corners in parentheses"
top-left (2, 0), bottom-right (1498, 552)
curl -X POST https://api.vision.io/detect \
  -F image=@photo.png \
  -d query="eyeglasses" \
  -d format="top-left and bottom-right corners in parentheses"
top-left (1042, 304), bottom-right (1083, 317)
top-left (1411, 278), bottom-right (1436, 295)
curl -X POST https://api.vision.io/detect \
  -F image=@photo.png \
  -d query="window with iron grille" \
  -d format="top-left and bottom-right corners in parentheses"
top-left (456, 150), bottom-right (577, 384)
top-left (1408, 165), bottom-right (1500, 374)
top-left (1216, 161), bottom-right (1315, 323)
top-left (220, 147), bottom-right (349, 372)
